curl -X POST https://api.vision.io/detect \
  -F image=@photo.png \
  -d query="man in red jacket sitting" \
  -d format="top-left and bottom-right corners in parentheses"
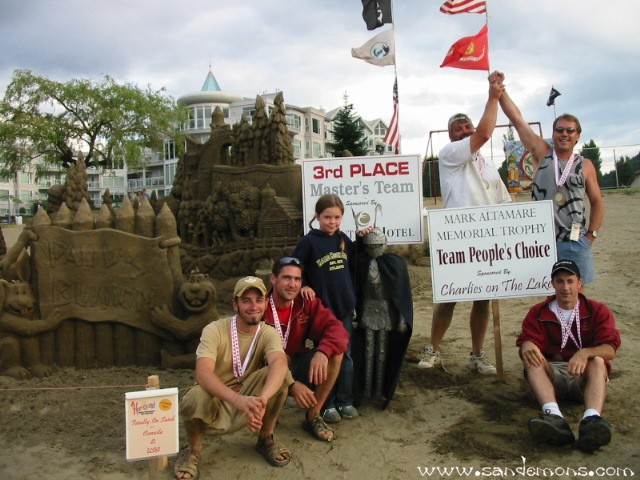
top-left (264, 257), bottom-right (349, 442)
top-left (516, 259), bottom-right (621, 453)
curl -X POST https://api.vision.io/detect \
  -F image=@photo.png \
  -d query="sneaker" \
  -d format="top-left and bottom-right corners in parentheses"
top-left (337, 405), bottom-right (358, 419)
top-left (528, 414), bottom-right (575, 446)
top-left (322, 407), bottom-right (341, 424)
top-left (468, 351), bottom-right (497, 375)
top-left (576, 415), bottom-right (612, 453)
top-left (417, 346), bottom-right (441, 369)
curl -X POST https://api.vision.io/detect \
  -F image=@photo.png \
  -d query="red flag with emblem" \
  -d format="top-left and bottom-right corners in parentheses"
top-left (440, 25), bottom-right (489, 70)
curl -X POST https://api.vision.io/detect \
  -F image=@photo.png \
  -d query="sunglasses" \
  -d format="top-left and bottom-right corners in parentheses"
top-left (554, 127), bottom-right (576, 134)
top-left (278, 257), bottom-right (302, 267)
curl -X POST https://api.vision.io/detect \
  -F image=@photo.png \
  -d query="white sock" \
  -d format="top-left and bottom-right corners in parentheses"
top-left (542, 402), bottom-right (562, 417)
top-left (583, 408), bottom-right (600, 419)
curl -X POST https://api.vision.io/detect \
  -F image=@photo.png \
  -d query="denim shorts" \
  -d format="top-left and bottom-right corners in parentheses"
top-left (557, 236), bottom-right (595, 284)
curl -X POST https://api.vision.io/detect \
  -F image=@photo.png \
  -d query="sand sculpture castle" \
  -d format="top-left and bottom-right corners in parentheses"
top-left (164, 92), bottom-right (304, 279)
top-left (0, 91), bottom-right (308, 377)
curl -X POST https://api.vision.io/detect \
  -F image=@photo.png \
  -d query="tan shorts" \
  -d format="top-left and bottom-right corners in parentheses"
top-left (180, 366), bottom-right (288, 435)
top-left (548, 362), bottom-right (586, 402)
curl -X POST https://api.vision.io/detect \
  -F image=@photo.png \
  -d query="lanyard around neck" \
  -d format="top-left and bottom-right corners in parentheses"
top-left (555, 300), bottom-right (582, 350)
top-left (230, 315), bottom-right (261, 378)
top-left (552, 149), bottom-right (575, 188)
top-left (269, 295), bottom-right (293, 349)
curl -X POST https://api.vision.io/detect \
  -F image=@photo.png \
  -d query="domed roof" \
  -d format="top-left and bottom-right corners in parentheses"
top-left (177, 69), bottom-right (244, 106)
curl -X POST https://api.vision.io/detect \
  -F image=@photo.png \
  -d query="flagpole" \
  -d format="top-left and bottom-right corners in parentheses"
top-left (390, 0), bottom-right (399, 77)
top-left (391, 0), bottom-right (400, 153)
top-left (484, 0), bottom-right (490, 75)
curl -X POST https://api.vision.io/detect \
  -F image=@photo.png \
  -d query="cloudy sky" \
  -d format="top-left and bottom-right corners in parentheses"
top-left (1, 0), bottom-right (639, 173)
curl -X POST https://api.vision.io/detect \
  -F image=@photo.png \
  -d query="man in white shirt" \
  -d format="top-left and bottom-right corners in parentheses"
top-left (419, 71), bottom-right (511, 374)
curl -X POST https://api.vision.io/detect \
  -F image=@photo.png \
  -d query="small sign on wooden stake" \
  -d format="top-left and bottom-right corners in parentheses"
top-left (125, 387), bottom-right (179, 461)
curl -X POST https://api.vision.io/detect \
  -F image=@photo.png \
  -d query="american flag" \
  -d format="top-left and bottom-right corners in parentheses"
top-left (383, 77), bottom-right (400, 154)
top-left (440, 0), bottom-right (486, 15)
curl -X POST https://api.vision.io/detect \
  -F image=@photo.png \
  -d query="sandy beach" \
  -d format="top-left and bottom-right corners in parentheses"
top-left (0, 189), bottom-right (638, 479)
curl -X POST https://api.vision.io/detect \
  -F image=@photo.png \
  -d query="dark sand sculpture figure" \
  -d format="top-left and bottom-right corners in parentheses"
top-left (150, 269), bottom-right (218, 369)
top-left (0, 227), bottom-right (6, 257)
top-left (64, 151), bottom-right (92, 212)
top-left (101, 188), bottom-right (114, 214)
top-left (353, 228), bottom-right (413, 409)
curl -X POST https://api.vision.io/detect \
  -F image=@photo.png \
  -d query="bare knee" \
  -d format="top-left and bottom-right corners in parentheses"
top-left (471, 300), bottom-right (490, 316)
top-left (433, 302), bottom-right (456, 319)
top-left (585, 356), bottom-right (607, 378)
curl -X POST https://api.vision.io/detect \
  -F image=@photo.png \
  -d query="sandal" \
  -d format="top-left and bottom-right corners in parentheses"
top-left (255, 434), bottom-right (292, 467)
top-left (173, 447), bottom-right (200, 480)
top-left (303, 414), bottom-right (336, 442)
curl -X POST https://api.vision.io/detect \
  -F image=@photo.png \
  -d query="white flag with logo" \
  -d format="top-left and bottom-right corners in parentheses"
top-left (351, 28), bottom-right (395, 67)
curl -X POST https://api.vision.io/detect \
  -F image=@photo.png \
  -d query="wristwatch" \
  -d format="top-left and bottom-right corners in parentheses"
top-left (587, 230), bottom-right (598, 238)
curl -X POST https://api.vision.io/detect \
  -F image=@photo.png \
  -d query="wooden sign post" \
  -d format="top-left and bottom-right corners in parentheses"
top-left (125, 376), bottom-right (179, 479)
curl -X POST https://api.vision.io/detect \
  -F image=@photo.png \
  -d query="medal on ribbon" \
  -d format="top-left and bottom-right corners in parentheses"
top-left (553, 190), bottom-right (566, 206)
top-left (552, 150), bottom-right (575, 206)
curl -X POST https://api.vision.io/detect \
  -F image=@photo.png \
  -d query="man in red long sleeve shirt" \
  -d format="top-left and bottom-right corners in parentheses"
top-left (516, 260), bottom-right (621, 453)
top-left (264, 257), bottom-right (349, 442)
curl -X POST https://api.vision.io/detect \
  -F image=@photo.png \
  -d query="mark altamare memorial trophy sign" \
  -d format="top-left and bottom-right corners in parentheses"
top-left (428, 200), bottom-right (557, 303)
top-left (426, 200), bottom-right (557, 380)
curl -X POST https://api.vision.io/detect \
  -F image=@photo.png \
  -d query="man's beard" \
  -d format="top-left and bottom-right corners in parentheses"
top-left (244, 315), bottom-right (261, 325)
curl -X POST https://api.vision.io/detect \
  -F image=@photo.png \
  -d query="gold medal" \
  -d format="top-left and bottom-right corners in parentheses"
top-left (554, 190), bottom-right (566, 206)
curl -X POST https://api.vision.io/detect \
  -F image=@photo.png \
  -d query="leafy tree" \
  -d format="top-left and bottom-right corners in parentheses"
top-left (329, 104), bottom-right (368, 157)
top-left (0, 69), bottom-right (186, 178)
top-left (579, 140), bottom-right (603, 183)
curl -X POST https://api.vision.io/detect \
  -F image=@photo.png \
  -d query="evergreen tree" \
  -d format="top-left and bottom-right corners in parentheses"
top-left (580, 140), bottom-right (603, 183)
top-left (616, 155), bottom-right (635, 186)
top-left (329, 104), bottom-right (368, 157)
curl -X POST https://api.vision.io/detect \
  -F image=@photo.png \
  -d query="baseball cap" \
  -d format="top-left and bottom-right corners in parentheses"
top-left (447, 113), bottom-right (473, 132)
top-left (234, 276), bottom-right (267, 297)
top-left (551, 259), bottom-right (581, 279)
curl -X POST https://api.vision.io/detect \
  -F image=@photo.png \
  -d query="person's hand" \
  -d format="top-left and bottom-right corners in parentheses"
top-left (289, 381), bottom-right (317, 409)
top-left (233, 395), bottom-right (267, 432)
top-left (567, 349), bottom-right (590, 376)
top-left (308, 351), bottom-right (328, 385)
top-left (300, 285), bottom-right (316, 300)
top-left (520, 341), bottom-right (545, 368)
top-left (357, 226), bottom-right (374, 238)
top-left (488, 78), bottom-right (504, 99)
top-left (489, 70), bottom-right (504, 85)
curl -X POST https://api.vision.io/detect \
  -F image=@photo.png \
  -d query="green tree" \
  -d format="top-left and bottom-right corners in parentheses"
top-left (579, 140), bottom-right (603, 183)
top-left (615, 155), bottom-right (635, 186)
top-left (329, 104), bottom-right (368, 157)
top-left (0, 69), bottom-right (186, 178)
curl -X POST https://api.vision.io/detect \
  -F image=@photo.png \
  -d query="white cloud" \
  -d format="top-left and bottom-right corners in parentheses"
top-left (1, 0), bottom-right (638, 172)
